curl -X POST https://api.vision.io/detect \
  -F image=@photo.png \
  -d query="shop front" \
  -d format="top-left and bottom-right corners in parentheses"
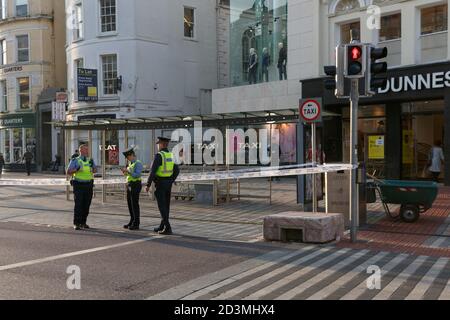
top-left (0, 113), bottom-right (37, 172)
top-left (302, 61), bottom-right (450, 185)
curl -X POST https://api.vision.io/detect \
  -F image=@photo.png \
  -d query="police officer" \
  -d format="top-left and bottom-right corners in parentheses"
top-left (121, 148), bottom-right (143, 230)
top-left (67, 144), bottom-right (96, 230)
top-left (145, 137), bottom-right (179, 235)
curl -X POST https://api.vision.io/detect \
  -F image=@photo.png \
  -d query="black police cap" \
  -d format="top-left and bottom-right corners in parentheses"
top-left (156, 137), bottom-right (171, 144)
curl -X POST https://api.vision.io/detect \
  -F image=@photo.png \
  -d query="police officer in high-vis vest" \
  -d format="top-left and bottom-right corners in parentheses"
top-left (146, 137), bottom-right (179, 235)
top-left (121, 148), bottom-right (143, 230)
top-left (67, 144), bottom-right (96, 230)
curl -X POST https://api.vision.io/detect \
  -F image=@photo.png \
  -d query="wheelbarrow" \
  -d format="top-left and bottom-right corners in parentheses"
top-left (366, 179), bottom-right (438, 223)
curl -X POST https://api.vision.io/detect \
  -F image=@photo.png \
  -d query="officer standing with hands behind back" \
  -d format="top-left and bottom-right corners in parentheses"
top-left (121, 148), bottom-right (143, 230)
top-left (67, 144), bottom-right (96, 230)
top-left (146, 137), bottom-right (179, 235)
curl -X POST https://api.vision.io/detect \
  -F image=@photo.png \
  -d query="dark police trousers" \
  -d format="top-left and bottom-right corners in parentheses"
top-left (155, 179), bottom-right (173, 230)
top-left (25, 161), bottom-right (32, 176)
top-left (73, 180), bottom-right (94, 225)
top-left (127, 181), bottom-right (142, 227)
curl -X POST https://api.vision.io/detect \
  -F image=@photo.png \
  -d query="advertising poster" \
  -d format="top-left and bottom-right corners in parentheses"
top-left (402, 130), bottom-right (414, 164)
top-left (368, 135), bottom-right (385, 160)
top-left (77, 68), bottom-right (98, 102)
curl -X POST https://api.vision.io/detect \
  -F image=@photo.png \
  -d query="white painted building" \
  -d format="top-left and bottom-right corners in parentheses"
top-left (65, 0), bottom-right (218, 166)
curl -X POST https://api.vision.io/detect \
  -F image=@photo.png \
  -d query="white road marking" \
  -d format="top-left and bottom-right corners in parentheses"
top-left (0, 236), bottom-right (162, 271)
top-left (181, 246), bottom-right (322, 300)
top-left (405, 258), bottom-right (449, 300)
top-left (373, 256), bottom-right (428, 300)
top-left (340, 254), bottom-right (410, 300)
top-left (306, 251), bottom-right (390, 300)
top-left (438, 279), bottom-right (450, 300)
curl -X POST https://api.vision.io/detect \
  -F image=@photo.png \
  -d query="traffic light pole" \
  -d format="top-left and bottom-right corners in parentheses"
top-left (350, 78), bottom-right (359, 242)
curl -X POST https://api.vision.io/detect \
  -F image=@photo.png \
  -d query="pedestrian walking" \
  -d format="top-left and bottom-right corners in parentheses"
top-left (145, 137), bottom-right (180, 235)
top-left (121, 148), bottom-right (143, 230)
top-left (0, 153), bottom-right (4, 178)
top-left (67, 144), bottom-right (96, 230)
top-left (22, 149), bottom-right (34, 176)
top-left (428, 140), bottom-right (445, 183)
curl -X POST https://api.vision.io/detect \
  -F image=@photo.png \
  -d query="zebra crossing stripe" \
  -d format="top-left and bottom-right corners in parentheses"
top-left (182, 247), bottom-right (325, 300)
top-left (405, 258), bottom-right (449, 300)
top-left (430, 237), bottom-right (448, 249)
top-left (251, 250), bottom-right (369, 300)
top-left (340, 254), bottom-right (410, 300)
top-left (306, 251), bottom-right (390, 300)
top-left (438, 279), bottom-right (450, 300)
top-left (211, 248), bottom-right (352, 300)
top-left (372, 256), bottom-right (428, 300)
top-left (147, 249), bottom-right (293, 300)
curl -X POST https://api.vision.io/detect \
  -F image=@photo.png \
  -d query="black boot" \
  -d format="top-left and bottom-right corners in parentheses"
top-left (154, 221), bottom-right (164, 233)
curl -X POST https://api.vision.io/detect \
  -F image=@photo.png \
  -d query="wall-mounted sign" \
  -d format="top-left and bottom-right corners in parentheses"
top-left (368, 135), bottom-right (385, 160)
top-left (0, 66), bottom-right (23, 75)
top-left (77, 68), bottom-right (98, 102)
top-left (56, 92), bottom-right (68, 103)
top-left (52, 102), bottom-right (66, 121)
top-left (378, 71), bottom-right (450, 94)
top-left (0, 113), bottom-right (35, 129)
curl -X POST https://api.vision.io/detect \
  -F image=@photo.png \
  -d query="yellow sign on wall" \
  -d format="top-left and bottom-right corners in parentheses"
top-left (368, 135), bottom-right (385, 160)
top-left (402, 130), bottom-right (414, 164)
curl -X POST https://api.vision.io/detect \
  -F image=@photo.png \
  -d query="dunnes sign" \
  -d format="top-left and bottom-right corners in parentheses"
top-left (0, 113), bottom-right (35, 129)
top-left (378, 71), bottom-right (450, 94)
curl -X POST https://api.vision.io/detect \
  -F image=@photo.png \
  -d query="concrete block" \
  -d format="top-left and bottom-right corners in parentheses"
top-left (263, 211), bottom-right (345, 243)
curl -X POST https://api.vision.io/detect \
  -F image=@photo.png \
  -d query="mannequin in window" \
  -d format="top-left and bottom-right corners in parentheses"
top-left (277, 42), bottom-right (287, 80)
top-left (248, 48), bottom-right (258, 84)
top-left (261, 47), bottom-right (270, 82)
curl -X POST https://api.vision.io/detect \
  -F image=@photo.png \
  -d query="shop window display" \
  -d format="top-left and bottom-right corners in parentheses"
top-left (230, 0), bottom-right (287, 86)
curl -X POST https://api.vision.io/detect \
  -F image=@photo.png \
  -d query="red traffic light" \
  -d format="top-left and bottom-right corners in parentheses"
top-left (350, 46), bottom-right (362, 60)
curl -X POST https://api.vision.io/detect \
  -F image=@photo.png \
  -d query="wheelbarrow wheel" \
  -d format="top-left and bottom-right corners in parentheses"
top-left (400, 204), bottom-right (420, 223)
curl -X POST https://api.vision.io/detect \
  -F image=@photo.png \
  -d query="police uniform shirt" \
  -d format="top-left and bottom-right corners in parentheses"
top-left (127, 159), bottom-right (143, 180)
top-left (146, 148), bottom-right (180, 186)
top-left (68, 156), bottom-right (96, 175)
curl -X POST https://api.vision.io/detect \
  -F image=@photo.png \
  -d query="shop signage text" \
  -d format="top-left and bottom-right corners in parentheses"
top-left (379, 71), bottom-right (450, 94)
top-left (0, 66), bottom-right (23, 75)
top-left (0, 113), bottom-right (35, 129)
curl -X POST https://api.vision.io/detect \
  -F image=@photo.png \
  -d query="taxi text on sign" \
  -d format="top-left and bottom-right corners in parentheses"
top-left (299, 98), bottom-right (322, 123)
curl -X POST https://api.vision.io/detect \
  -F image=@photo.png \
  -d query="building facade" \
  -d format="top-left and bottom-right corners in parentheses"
top-left (213, 0), bottom-right (450, 185)
top-left (0, 0), bottom-right (66, 172)
top-left (65, 0), bottom-right (218, 166)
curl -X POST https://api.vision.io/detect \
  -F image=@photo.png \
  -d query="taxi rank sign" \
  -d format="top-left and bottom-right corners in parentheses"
top-left (77, 68), bottom-right (98, 102)
top-left (299, 98), bottom-right (322, 123)
top-left (299, 97), bottom-right (322, 214)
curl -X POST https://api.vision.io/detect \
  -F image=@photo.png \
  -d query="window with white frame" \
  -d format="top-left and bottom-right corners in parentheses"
top-left (1, 0), bottom-right (7, 19)
top-left (184, 7), bottom-right (195, 38)
top-left (16, 0), bottom-right (28, 17)
top-left (101, 54), bottom-right (117, 95)
top-left (421, 4), bottom-right (448, 35)
top-left (17, 77), bottom-right (30, 110)
top-left (0, 80), bottom-right (7, 112)
top-left (100, 0), bottom-right (117, 33)
top-left (0, 39), bottom-right (6, 65)
top-left (340, 21), bottom-right (360, 44)
top-left (16, 35), bottom-right (29, 62)
top-left (73, 2), bottom-right (84, 41)
top-left (380, 13), bottom-right (401, 41)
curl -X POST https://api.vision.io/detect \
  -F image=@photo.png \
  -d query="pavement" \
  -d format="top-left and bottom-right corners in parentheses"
top-left (0, 172), bottom-right (449, 300)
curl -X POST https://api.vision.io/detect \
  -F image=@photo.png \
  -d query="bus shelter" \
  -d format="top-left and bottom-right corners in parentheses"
top-left (53, 109), bottom-right (339, 205)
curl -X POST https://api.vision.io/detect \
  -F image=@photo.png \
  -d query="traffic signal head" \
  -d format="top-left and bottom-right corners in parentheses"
top-left (323, 66), bottom-right (337, 90)
top-left (367, 46), bottom-right (388, 94)
top-left (345, 45), bottom-right (365, 78)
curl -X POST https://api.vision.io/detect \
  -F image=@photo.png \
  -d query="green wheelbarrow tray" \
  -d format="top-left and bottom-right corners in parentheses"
top-left (369, 180), bottom-right (439, 223)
